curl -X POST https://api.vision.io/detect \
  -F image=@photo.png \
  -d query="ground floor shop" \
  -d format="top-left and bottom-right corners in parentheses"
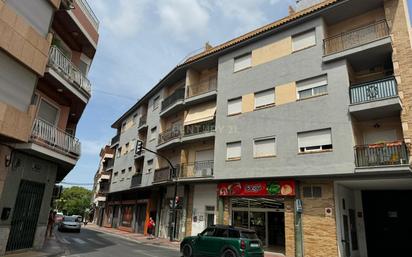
top-left (335, 177), bottom-right (412, 257)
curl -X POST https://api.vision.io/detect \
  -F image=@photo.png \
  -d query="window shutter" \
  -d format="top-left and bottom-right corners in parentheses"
top-left (38, 100), bottom-right (58, 125)
top-left (255, 89), bottom-right (275, 108)
top-left (292, 30), bottom-right (316, 51)
top-left (227, 142), bottom-right (241, 159)
top-left (254, 138), bottom-right (276, 157)
top-left (234, 54), bottom-right (251, 72)
top-left (298, 129), bottom-right (332, 148)
top-left (297, 75), bottom-right (327, 91)
top-left (228, 98), bottom-right (242, 115)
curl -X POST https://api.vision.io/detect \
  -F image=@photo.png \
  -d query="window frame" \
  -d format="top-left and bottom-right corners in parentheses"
top-left (150, 127), bottom-right (157, 141)
top-left (227, 97), bottom-right (242, 116)
top-left (36, 97), bottom-right (60, 126)
top-left (254, 88), bottom-right (275, 110)
top-left (226, 141), bottom-right (242, 161)
top-left (233, 53), bottom-right (252, 72)
top-left (296, 75), bottom-right (328, 100)
top-left (292, 29), bottom-right (317, 52)
top-left (253, 137), bottom-right (277, 158)
top-left (297, 128), bottom-right (333, 154)
top-left (153, 96), bottom-right (160, 110)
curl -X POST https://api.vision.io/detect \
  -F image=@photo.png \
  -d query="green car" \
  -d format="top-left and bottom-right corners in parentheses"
top-left (180, 225), bottom-right (264, 257)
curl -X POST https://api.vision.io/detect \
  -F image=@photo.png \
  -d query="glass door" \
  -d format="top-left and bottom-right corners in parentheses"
top-left (250, 212), bottom-right (266, 245)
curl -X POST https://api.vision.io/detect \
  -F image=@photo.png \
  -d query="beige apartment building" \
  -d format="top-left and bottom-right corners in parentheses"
top-left (0, 0), bottom-right (99, 254)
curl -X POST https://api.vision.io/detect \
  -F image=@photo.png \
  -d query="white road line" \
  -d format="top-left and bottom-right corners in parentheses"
top-left (133, 249), bottom-right (159, 257)
top-left (71, 238), bottom-right (87, 244)
top-left (87, 238), bottom-right (104, 245)
top-left (59, 238), bottom-right (71, 244)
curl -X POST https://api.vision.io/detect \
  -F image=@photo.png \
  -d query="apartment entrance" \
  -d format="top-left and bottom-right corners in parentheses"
top-left (135, 203), bottom-right (146, 234)
top-left (362, 190), bottom-right (412, 257)
top-left (231, 198), bottom-right (285, 253)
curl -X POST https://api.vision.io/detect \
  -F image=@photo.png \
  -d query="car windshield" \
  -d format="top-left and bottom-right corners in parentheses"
top-left (240, 231), bottom-right (258, 239)
top-left (63, 216), bottom-right (77, 222)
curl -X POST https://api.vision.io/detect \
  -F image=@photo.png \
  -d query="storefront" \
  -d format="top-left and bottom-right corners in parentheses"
top-left (218, 180), bottom-right (295, 254)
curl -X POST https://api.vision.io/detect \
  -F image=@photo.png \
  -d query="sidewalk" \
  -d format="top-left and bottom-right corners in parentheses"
top-left (5, 234), bottom-right (66, 257)
top-left (86, 224), bottom-right (285, 257)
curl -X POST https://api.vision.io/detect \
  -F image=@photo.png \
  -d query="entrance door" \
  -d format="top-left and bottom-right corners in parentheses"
top-left (112, 205), bottom-right (119, 228)
top-left (135, 204), bottom-right (146, 234)
top-left (6, 180), bottom-right (45, 252)
top-left (342, 215), bottom-right (351, 257)
top-left (250, 212), bottom-right (266, 245)
top-left (362, 190), bottom-right (412, 257)
top-left (267, 212), bottom-right (285, 252)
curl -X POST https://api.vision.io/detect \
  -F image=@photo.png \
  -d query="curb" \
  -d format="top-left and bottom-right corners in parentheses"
top-left (84, 227), bottom-right (180, 252)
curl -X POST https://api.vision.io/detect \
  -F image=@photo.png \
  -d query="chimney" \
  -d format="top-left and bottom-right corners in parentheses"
top-left (204, 42), bottom-right (213, 51)
top-left (295, 0), bottom-right (324, 11)
top-left (288, 5), bottom-right (296, 15)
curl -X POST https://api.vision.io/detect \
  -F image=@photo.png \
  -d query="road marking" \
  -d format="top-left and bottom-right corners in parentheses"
top-left (133, 249), bottom-right (159, 257)
top-left (87, 238), bottom-right (104, 245)
top-left (59, 238), bottom-right (71, 244)
top-left (71, 238), bottom-right (87, 244)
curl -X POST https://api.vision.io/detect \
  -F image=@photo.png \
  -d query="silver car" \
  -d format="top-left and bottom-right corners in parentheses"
top-left (58, 216), bottom-right (81, 232)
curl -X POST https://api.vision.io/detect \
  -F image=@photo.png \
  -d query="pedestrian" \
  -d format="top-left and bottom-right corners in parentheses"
top-left (147, 217), bottom-right (155, 239)
top-left (46, 210), bottom-right (56, 237)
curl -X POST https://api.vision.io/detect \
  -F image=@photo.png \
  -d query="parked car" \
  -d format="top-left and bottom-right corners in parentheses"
top-left (180, 225), bottom-right (264, 257)
top-left (55, 212), bottom-right (64, 223)
top-left (58, 216), bottom-right (81, 233)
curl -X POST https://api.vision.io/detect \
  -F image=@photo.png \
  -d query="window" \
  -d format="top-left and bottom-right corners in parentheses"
top-left (297, 75), bottom-right (327, 100)
top-left (130, 139), bottom-right (136, 152)
top-left (117, 147), bottom-right (122, 158)
top-left (234, 53), bottom-right (251, 72)
top-left (303, 186), bottom-right (322, 198)
top-left (153, 96), bottom-right (160, 110)
top-left (125, 143), bottom-right (129, 154)
top-left (147, 159), bottom-right (153, 166)
top-left (201, 228), bottom-right (215, 236)
top-left (114, 172), bottom-right (118, 177)
top-left (121, 122), bottom-right (126, 132)
top-left (229, 230), bottom-right (240, 238)
top-left (254, 89), bottom-right (275, 109)
top-left (132, 113), bottom-right (138, 125)
top-left (254, 137), bottom-right (276, 158)
top-left (226, 141), bottom-right (241, 160)
top-left (121, 169), bottom-right (125, 174)
top-left (228, 98), bottom-right (242, 116)
top-left (214, 228), bottom-right (228, 237)
top-left (150, 127), bottom-right (157, 141)
top-left (292, 29), bottom-right (316, 51)
top-left (38, 99), bottom-right (59, 125)
top-left (298, 128), bottom-right (332, 153)
top-left (128, 167), bottom-right (132, 172)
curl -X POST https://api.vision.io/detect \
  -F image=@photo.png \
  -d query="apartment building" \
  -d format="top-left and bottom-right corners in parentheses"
top-left (0, 0), bottom-right (98, 254)
top-left (104, 0), bottom-right (412, 256)
top-left (91, 145), bottom-right (113, 226)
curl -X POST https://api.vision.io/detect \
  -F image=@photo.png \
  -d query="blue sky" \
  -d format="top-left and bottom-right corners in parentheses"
top-left (62, 0), bottom-right (412, 188)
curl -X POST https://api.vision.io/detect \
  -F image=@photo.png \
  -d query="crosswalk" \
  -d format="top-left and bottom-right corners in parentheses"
top-left (58, 236), bottom-right (97, 245)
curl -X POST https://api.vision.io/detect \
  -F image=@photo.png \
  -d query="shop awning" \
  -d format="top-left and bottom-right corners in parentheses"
top-left (184, 101), bottom-right (216, 125)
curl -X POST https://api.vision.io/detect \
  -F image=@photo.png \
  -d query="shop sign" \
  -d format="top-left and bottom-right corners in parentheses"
top-left (218, 180), bottom-right (295, 197)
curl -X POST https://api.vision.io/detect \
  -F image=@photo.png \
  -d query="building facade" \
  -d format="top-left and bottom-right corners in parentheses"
top-left (103, 0), bottom-right (412, 257)
top-left (0, 0), bottom-right (98, 254)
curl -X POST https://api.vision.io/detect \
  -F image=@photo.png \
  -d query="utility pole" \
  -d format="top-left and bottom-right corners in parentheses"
top-left (135, 140), bottom-right (178, 241)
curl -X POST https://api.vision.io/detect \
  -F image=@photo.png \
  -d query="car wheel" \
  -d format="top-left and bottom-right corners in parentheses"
top-left (182, 244), bottom-right (193, 257)
top-left (222, 249), bottom-right (237, 257)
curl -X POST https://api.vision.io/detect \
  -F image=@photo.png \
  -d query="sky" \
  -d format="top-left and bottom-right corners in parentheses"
top-left (62, 0), bottom-right (412, 189)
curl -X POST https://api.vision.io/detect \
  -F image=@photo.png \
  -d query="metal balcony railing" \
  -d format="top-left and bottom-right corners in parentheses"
top-left (31, 118), bottom-right (81, 156)
top-left (186, 76), bottom-right (217, 98)
top-left (184, 119), bottom-right (215, 137)
top-left (161, 88), bottom-right (185, 111)
top-left (77, 0), bottom-right (100, 30)
top-left (324, 20), bottom-right (390, 55)
top-left (104, 159), bottom-right (114, 171)
top-left (131, 174), bottom-right (142, 187)
top-left (158, 125), bottom-right (182, 145)
top-left (111, 134), bottom-right (120, 146)
top-left (98, 181), bottom-right (110, 193)
top-left (180, 160), bottom-right (214, 178)
top-left (48, 46), bottom-right (92, 94)
top-left (350, 76), bottom-right (397, 104)
top-left (153, 165), bottom-right (180, 183)
top-left (354, 141), bottom-right (409, 167)
top-left (138, 115), bottom-right (147, 127)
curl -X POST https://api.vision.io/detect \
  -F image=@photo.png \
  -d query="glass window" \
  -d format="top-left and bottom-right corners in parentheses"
top-left (228, 229), bottom-right (240, 238)
top-left (228, 98), bottom-right (242, 115)
top-left (120, 205), bottom-right (133, 227)
top-left (240, 231), bottom-right (259, 239)
top-left (153, 96), bottom-right (160, 110)
top-left (214, 228), bottom-right (228, 237)
top-left (116, 147), bottom-right (122, 158)
top-left (254, 89), bottom-right (275, 109)
top-left (292, 29), bottom-right (316, 51)
top-left (298, 128), bottom-right (332, 153)
top-left (150, 127), bottom-right (157, 141)
top-left (254, 137), bottom-right (276, 157)
top-left (226, 141), bottom-right (241, 160)
top-left (201, 227), bottom-right (215, 236)
top-left (297, 75), bottom-right (328, 99)
top-left (234, 53), bottom-right (251, 72)
top-left (38, 99), bottom-right (59, 125)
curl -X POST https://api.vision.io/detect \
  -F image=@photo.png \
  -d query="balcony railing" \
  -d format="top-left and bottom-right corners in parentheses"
top-left (153, 166), bottom-right (180, 183)
top-left (186, 76), bottom-right (217, 98)
top-left (99, 181), bottom-right (110, 193)
top-left (48, 46), bottom-right (92, 94)
top-left (111, 134), bottom-right (120, 146)
top-left (77, 0), bottom-right (100, 30)
top-left (104, 159), bottom-right (114, 170)
top-left (180, 160), bottom-right (214, 178)
top-left (350, 76), bottom-right (397, 104)
top-left (31, 118), bottom-right (81, 156)
top-left (131, 173), bottom-right (142, 187)
top-left (161, 88), bottom-right (185, 111)
top-left (184, 120), bottom-right (215, 137)
top-left (158, 125), bottom-right (182, 145)
top-left (138, 115), bottom-right (147, 127)
top-left (354, 141), bottom-right (409, 167)
top-left (324, 20), bottom-right (390, 55)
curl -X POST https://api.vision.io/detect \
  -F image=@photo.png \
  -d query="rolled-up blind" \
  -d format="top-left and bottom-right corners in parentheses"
top-left (227, 142), bottom-right (241, 159)
top-left (298, 129), bottom-right (332, 148)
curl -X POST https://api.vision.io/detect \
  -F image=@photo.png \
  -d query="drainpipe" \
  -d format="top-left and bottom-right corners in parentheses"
top-left (295, 181), bottom-right (304, 257)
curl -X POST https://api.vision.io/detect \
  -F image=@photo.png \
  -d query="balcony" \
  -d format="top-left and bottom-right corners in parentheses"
top-left (323, 20), bottom-right (391, 62)
top-left (180, 161), bottom-right (214, 179)
top-left (138, 115), bottom-right (148, 130)
top-left (160, 88), bottom-right (185, 116)
top-left (153, 167), bottom-right (173, 183)
top-left (98, 181), bottom-right (110, 194)
top-left (77, 0), bottom-right (100, 30)
top-left (131, 173), bottom-right (142, 188)
top-left (111, 134), bottom-right (120, 146)
top-left (47, 46), bottom-right (91, 99)
top-left (105, 159), bottom-right (114, 171)
top-left (182, 120), bottom-right (215, 143)
top-left (185, 77), bottom-right (217, 105)
top-left (30, 118), bottom-right (81, 157)
top-left (349, 77), bottom-right (402, 120)
top-left (354, 141), bottom-right (410, 173)
top-left (157, 126), bottom-right (182, 149)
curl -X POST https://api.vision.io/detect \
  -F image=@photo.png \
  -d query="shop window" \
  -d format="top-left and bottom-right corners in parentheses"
top-left (303, 185), bottom-right (322, 198)
top-left (120, 205), bottom-right (133, 227)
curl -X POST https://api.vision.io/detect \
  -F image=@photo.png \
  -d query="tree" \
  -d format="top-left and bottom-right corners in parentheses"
top-left (56, 186), bottom-right (92, 216)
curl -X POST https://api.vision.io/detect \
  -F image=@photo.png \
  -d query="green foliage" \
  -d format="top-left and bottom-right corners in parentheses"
top-left (55, 186), bottom-right (92, 216)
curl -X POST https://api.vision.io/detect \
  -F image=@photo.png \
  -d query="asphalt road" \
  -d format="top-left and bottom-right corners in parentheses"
top-left (56, 228), bottom-right (180, 257)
